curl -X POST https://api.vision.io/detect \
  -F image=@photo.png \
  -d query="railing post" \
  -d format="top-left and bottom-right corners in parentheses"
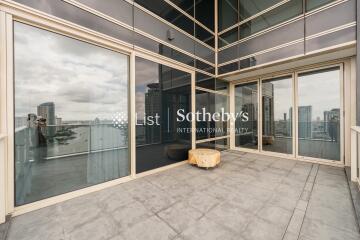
top-left (351, 128), bottom-right (358, 182)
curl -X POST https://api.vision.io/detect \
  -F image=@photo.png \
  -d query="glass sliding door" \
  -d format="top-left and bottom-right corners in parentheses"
top-left (235, 81), bottom-right (258, 150)
top-left (135, 57), bottom-right (192, 173)
top-left (14, 22), bottom-right (130, 205)
top-left (297, 67), bottom-right (341, 161)
top-left (262, 76), bottom-right (293, 154)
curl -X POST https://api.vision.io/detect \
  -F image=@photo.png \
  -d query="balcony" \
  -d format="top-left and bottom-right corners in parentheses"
top-left (1, 151), bottom-right (359, 240)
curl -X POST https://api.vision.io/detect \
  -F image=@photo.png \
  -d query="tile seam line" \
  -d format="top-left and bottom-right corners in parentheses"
top-left (281, 163), bottom-right (315, 240)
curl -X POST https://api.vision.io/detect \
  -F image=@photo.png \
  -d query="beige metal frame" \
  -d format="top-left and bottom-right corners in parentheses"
top-left (259, 73), bottom-right (295, 159)
top-left (230, 61), bottom-right (348, 166)
top-left (231, 78), bottom-right (261, 154)
top-left (0, 0), bottom-right (196, 219)
top-left (295, 63), bottom-right (344, 165)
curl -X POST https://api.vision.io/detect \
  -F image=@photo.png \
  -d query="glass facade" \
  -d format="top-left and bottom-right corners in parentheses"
top-left (235, 82), bottom-right (258, 149)
top-left (298, 67), bottom-right (341, 161)
top-left (262, 76), bottom-right (293, 154)
top-left (14, 22), bottom-right (130, 205)
top-left (135, 0), bottom-right (215, 47)
top-left (135, 57), bottom-right (192, 173)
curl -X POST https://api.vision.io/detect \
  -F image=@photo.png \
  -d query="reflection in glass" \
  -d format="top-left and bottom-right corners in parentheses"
top-left (262, 76), bottom-right (293, 154)
top-left (240, 0), bottom-right (303, 39)
top-left (298, 67), bottom-right (341, 161)
top-left (306, 0), bottom-right (336, 11)
top-left (239, 0), bottom-right (282, 20)
top-left (235, 82), bottom-right (258, 149)
top-left (219, 27), bottom-right (238, 47)
top-left (135, 57), bottom-right (192, 173)
top-left (196, 90), bottom-right (216, 140)
top-left (14, 22), bottom-right (129, 205)
top-left (218, 0), bottom-right (238, 31)
top-left (195, 0), bottom-right (215, 31)
top-left (196, 138), bottom-right (230, 151)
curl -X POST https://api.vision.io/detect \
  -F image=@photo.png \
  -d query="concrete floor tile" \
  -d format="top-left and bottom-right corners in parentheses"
top-left (112, 201), bottom-right (153, 231)
top-left (181, 217), bottom-right (239, 240)
top-left (256, 204), bottom-right (293, 227)
top-left (122, 215), bottom-right (177, 240)
top-left (5, 151), bottom-right (360, 240)
top-left (306, 201), bottom-right (359, 233)
top-left (158, 201), bottom-right (202, 233)
top-left (67, 214), bottom-right (118, 240)
top-left (268, 194), bottom-right (299, 211)
top-left (227, 192), bottom-right (265, 213)
top-left (242, 216), bottom-right (286, 240)
top-left (300, 217), bottom-right (360, 240)
top-left (186, 192), bottom-right (220, 214)
top-left (206, 201), bottom-right (253, 233)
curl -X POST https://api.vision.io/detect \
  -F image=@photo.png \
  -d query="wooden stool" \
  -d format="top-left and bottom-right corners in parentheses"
top-left (188, 148), bottom-right (221, 168)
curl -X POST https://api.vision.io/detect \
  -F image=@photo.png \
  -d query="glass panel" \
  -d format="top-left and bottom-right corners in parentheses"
top-left (14, 22), bottom-right (129, 206)
top-left (195, 24), bottom-right (215, 48)
top-left (215, 94), bottom-right (230, 137)
top-left (216, 79), bottom-right (229, 94)
top-left (298, 67), bottom-right (341, 161)
top-left (262, 76), bottom-right (293, 154)
top-left (135, 57), bottom-right (192, 173)
top-left (196, 138), bottom-right (230, 151)
top-left (240, 0), bottom-right (303, 39)
top-left (171, 0), bottom-right (194, 16)
top-left (196, 90), bottom-right (216, 139)
top-left (306, 0), bottom-right (336, 11)
top-left (239, 0), bottom-right (282, 20)
top-left (135, 0), bottom-right (194, 35)
top-left (235, 82), bottom-right (258, 149)
top-left (195, 0), bottom-right (215, 31)
top-left (196, 73), bottom-right (216, 90)
top-left (219, 27), bottom-right (238, 48)
top-left (218, 0), bottom-right (238, 31)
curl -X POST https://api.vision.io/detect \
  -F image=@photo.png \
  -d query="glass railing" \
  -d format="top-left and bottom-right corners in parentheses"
top-left (15, 123), bottom-right (128, 161)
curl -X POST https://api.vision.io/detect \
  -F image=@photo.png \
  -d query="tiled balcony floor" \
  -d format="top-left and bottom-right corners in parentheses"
top-left (4, 151), bottom-right (360, 240)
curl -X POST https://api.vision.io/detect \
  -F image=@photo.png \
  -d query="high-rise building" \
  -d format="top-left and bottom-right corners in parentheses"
top-left (37, 102), bottom-right (56, 137)
top-left (298, 106), bottom-right (312, 139)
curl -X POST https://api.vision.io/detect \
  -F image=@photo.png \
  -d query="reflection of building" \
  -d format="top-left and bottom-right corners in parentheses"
top-left (37, 102), bottom-right (56, 136)
top-left (262, 82), bottom-right (274, 136)
top-left (145, 83), bottom-right (161, 143)
top-left (298, 106), bottom-right (312, 139)
top-left (56, 117), bottom-right (62, 131)
top-left (324, 108), bottom-right (340, 134)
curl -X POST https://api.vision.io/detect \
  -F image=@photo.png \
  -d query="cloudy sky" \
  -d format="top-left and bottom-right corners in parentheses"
top-left (14, 22), bottom-right (129, 122)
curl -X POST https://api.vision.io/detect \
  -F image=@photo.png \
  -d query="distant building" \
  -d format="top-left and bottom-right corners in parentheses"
top-left (37, 102), bottom-right (55, 136)
top-left (324, 108), bottom-right (340, 134)
top-left (298, 106), bottom-right (312, 139)
top-left (145, 83), bottom-right (161, 144)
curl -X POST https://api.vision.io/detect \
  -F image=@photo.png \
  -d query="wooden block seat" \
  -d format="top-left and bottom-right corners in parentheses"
top-left (188, 148), bottom-right (221, 168)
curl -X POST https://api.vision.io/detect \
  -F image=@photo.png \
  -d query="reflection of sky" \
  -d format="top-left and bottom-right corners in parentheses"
top-left (135, 58), bottom-right (159, 119)
top-left (14, 22), bottom-right (129, 121)
top-left (236, 69), bottom-right (340, 121)
top-left (265, 77), bottom-right (292, 121)
top-left (298, 69), bottom-right (340, 120)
